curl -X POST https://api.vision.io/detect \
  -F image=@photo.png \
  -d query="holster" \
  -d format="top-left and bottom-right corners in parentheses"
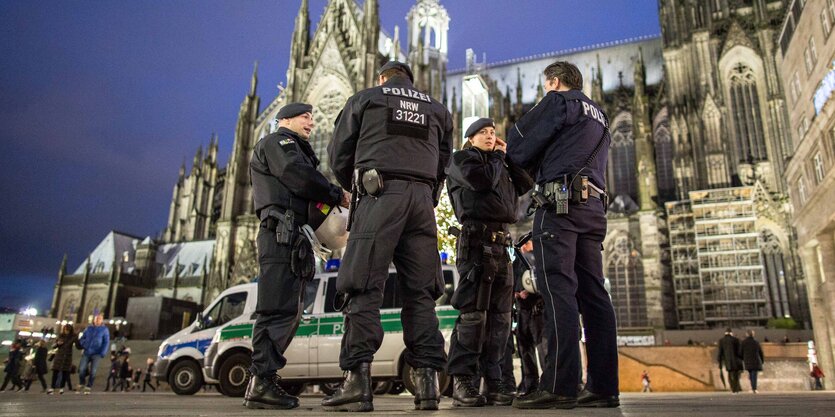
top-left (475, 245), bottom-right (496, 311)
top-left (271, 209), bottom-right (295, 245)
top-left (290, 233), bottom-right (315, 281)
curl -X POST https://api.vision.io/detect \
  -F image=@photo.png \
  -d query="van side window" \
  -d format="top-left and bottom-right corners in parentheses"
top-left (303, 279), bottom-right (320, 314)
top-left (381, 273), bottom-right (401, 309)
top-left (436, 270), bottom-right (455, 306)
top-left (324, 278), bottom-right (339, 313)
top-left (202, 292), bottom-right (247, 330)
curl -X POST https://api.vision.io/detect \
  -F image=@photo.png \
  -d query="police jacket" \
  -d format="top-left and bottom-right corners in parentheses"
top-left (250, 127), bottom-right (342, 222)
top-left (506, 90), bottom-right (609, 191)
top-left (446, 147), bottom-right (533, 224)
top-left (328, 77), bottom-right (453, 191)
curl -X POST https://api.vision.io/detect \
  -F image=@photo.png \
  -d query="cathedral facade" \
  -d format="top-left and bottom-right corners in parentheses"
top-left (53, 0), bottom-right (810, 335)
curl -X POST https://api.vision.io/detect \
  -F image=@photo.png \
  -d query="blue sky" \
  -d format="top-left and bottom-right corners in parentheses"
top-left (0, 0), bottom-right (660, 312)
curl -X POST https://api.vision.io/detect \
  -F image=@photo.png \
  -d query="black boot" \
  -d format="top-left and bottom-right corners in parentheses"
top-left (485, 379), bottom-right (515, 406)
top-left (451, 375), bottom-right (486, 407)
top-left (321, 363), bottom-right (373, 412)
top-left (409, 367), bottom-right (440, 410)
top-left (511, 389), bottom-right (576, 409)
top-left (577, 388), bottom-right (619, 408)
top-left (244, 374), bottom-right (299, 410)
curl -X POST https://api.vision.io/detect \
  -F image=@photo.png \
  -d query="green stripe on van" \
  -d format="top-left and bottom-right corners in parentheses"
top-left (219, 309), bottom-right (459, 341)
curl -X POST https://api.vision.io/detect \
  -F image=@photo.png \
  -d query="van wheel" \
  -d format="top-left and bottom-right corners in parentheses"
top-left (280, 382), bottom-right (307, 396)
top-left (320, 381), bottom-right (340, 396)
top-left (218, 352), bottom-right (251, 397)
top-left (373, 380), bottom-right (393, 395)
top-left (388, 380), bottom-right (405, 395)
top-left (168, 360), bottom-right (204, 395)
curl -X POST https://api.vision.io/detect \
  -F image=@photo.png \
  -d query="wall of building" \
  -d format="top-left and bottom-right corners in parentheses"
top-left (779, 0), bottom-right (835, 389)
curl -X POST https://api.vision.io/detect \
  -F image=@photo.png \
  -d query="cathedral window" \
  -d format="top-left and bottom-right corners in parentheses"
top-left (608, 113), bottom-right (638, 202)
top-left (654, 119), bottom-right (675, 200)
top-left (823, 9), bottom-right (833, 38)
top-left (606, 235), bottom-right (647, 328)
top-left (729, 63), bottom-right (767, 162)
top-left (790, 72), bottom-right (801, 104)
top-left (829, 0), bottom-right (835, 22)
top-left (760, 231), bottom-right (790, 319)
top-left (814, 152), bottom-right (826, 183)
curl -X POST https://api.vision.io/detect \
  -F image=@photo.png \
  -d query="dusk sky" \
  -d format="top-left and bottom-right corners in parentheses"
top-left (0, 0), bottom-right (660, 312)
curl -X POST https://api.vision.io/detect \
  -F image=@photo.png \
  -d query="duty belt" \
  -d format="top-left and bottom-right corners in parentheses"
top-left (380, 172), bottom-right (435, 187)
top-left (543, 181), bottom-right (606, 200)
top-left (463, 222), bottom-right (513, 246)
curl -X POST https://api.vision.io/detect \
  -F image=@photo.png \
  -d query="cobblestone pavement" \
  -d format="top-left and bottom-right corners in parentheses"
top-left (0, 391), bottom-right (831, 416)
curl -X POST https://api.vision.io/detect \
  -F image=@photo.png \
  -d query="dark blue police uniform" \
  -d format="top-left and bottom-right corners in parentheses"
top-left (506, 89), bottom-right (618, 401)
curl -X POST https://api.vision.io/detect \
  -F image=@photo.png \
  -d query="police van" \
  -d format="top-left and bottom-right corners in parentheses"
top-left (203, 266), bottom-right (459, 398)
top-left (153, 284), bottom-right (254, 395)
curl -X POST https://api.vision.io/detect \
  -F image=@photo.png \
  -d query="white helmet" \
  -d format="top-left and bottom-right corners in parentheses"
top-left (313, 206), bottom-right (350, 251)
top-left (521, 269), bottom-right (538, 294)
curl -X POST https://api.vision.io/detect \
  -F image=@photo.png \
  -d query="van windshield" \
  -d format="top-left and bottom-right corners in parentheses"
top-left (202, 291), bottom-right (247, 330)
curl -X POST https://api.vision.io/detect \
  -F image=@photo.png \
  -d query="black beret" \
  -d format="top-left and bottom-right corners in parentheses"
top-left (276, 102), bottom-right (313, 120)
top-left (378, 61), bottom-right (414, 83)
top-left (464, 118), bottom-right (495, 138)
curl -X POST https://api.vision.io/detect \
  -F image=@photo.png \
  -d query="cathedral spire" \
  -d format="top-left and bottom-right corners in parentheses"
top-left (634, 47), bottom-right (646, 97)
top-left (193, 145), bottom-right (203, 171)
top-left (362, 0), bottom-right (380, 89)
top-left (249, 61), bottom-right (258, 97)
top-left (516, 67), bottom-right (523, 105)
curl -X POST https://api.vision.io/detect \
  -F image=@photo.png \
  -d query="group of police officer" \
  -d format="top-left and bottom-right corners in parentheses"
top-left (245, 59), bottom-right (620, 411)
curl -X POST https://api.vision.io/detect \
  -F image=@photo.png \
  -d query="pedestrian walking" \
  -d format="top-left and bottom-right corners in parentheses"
top-left (25, 340), bottom-right (49, 392)
top-left (641, 370), bottom-right (652, 392)
top-left (105, 353), bottom-right (119, 391)
top-left (325, 60), bottom-right (453, 412)
top-left (1, 341), bottom-right (24, 392)
top-left (117, 354), bottom-right (132, 392)
top-left (507, 61), bottom-right (618, 409)
top-left (48, 324), bottom-right (77, 394)
top-left (718, 328), bottom-right (744, 394)
top-left (741, 330), bottom-right (764, 393)
top-left (244, 101), bottom-right (348, 411)
top-left (77, 313), bottom-right (110, 394)
top-left (142, 358), bottom-right (156, 392)
top-left (811, 364), bottom-right (825, 390)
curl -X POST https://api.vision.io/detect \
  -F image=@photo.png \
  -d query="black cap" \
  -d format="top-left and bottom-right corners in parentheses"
top-left (276, 102), bottom-right (313, 120)
top-left (464, 118), bottom-right (495, 138)
top-left (725, 327), bottom-right (733, 333)
top-left (378, 61), bottom-right (414, 83)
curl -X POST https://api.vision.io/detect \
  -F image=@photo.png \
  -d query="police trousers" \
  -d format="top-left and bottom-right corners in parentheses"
top-left (338, 180), bottom-right (446, 371)
top-left (446, 242), bottom-right (513, 381)
top-left (250, 222), bottom-right (306, 377)
top-left (533, 198), bottom-right (618, 397)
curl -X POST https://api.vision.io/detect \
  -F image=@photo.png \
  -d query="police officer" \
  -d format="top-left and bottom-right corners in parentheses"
top-left (512, 239), bottom-right (546, 395)
top-left (246, 102), bottom-right (349, 410)
top-left (445, 118), bottom-right (532, 407)
top-left (325, 61), bottom-right (453, 412)
top-left (506, 61), bottom-right (619, 409)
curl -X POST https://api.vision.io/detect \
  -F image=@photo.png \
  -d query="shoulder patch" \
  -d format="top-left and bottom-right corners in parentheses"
top-left (279, 137), bottom-right (295, 146)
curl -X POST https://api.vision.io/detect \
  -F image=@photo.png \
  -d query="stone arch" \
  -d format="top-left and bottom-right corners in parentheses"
top-left (84, 294), bottom-right (104, 322)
